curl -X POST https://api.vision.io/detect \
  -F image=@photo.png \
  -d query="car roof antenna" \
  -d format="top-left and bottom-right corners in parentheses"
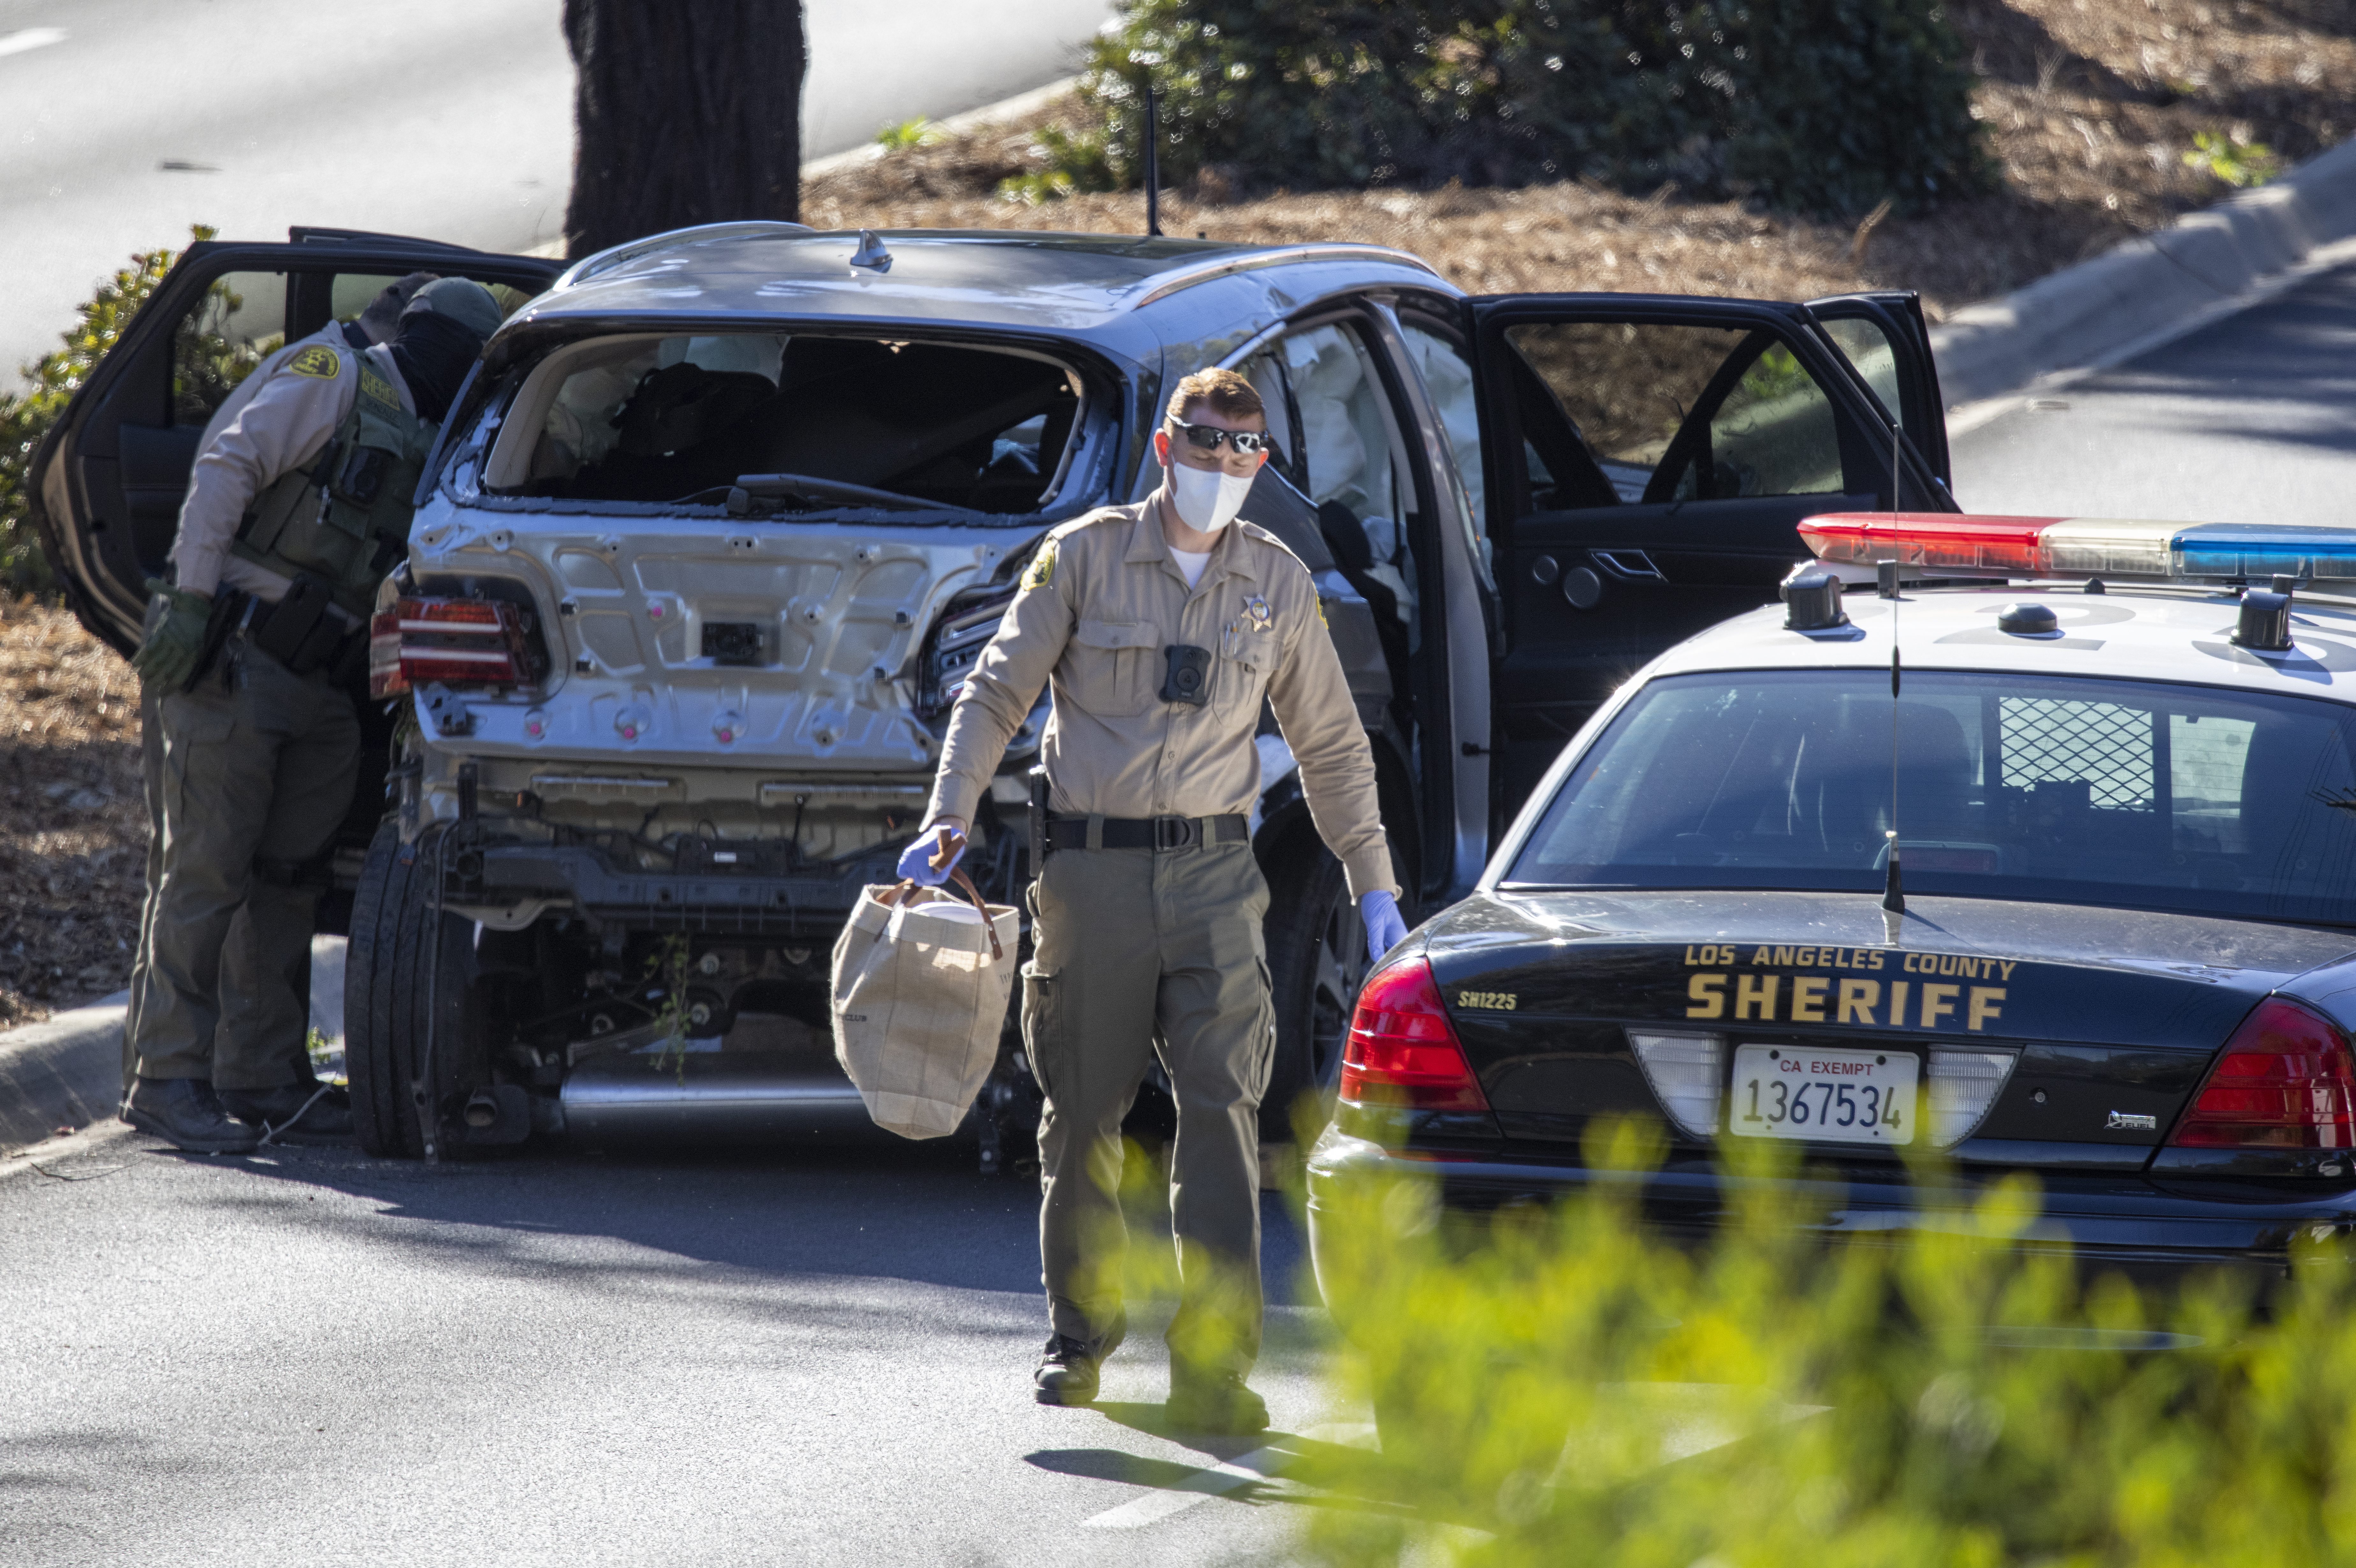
top-left (1143, 80), bottom-right (1164, 239)
top-left (1880, 558), bottom-right (1905, 934)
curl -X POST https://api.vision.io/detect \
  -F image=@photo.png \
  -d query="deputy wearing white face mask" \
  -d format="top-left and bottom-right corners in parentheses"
top-left (905, 368), bottom-right (1407, 1434)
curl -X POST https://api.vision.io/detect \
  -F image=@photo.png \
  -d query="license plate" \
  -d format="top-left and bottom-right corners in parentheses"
top-left (1727, 1045), bottom-right (1917, 1145)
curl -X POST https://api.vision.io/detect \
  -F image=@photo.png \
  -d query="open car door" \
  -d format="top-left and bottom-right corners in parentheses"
top-left (29, 228), bottom-right (561, 656)
top-left (1804, 290), bottom-right (1952, 488)
top-left (1462, 291), bottom-right (1955, 819)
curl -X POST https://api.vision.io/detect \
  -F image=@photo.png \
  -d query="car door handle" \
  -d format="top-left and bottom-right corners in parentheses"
top-left (1590, 550), bottom-right (1665, 582)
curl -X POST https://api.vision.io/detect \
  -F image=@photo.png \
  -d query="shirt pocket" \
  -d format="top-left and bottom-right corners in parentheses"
top-left (1213, 633), bottom-right (1273, 723)
top-left (1060, 618), bottom-right (1161, 717)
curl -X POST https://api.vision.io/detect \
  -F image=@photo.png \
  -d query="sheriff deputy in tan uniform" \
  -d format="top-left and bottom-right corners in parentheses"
top-left (904, 367), bottom-right (1410, 1434)
top-left (120, 278), bottom-right (505, 1156)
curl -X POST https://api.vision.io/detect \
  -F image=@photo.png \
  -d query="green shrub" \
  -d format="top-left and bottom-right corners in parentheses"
top-left (1300, 1123), bottom-right (2356, 1565)
top-left (2184, 128), bottom-right (2281, 189)
top-left (0, 228), bottom-right (212, 594)
top-left (1037, 0), bottom-right (1991, 217)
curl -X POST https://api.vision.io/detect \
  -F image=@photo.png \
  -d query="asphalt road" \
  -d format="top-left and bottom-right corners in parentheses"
top-left (1950, 257), bottom-right (2356, 524)
top-left (0, 0), bottom-right (1112, 381)
top-left (0, 1127), bottom-right (1350, 1566)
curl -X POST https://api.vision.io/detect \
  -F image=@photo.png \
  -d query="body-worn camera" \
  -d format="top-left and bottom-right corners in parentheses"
top-left (1161, 644), bottom-right (1211, 706)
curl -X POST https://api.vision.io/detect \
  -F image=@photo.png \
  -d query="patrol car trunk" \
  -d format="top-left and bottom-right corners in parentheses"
top-left (1416, 890), bottom-right (2356, 1171)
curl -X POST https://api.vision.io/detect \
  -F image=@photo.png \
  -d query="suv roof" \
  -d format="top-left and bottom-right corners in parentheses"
top-left (518, 226), bottom-right (1451, 335)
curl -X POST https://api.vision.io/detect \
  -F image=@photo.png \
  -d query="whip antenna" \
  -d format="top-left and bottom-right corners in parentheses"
top-left (1143, 83), bottom-right (1163, 238)
top-left (1880, 558), bottom-right (1904, 918)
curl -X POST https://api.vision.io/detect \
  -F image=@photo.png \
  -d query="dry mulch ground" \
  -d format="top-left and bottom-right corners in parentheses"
top-left (805, 0), bottom-right (2355, 324)
top-left (0, 601), bottom-right (144, 1025)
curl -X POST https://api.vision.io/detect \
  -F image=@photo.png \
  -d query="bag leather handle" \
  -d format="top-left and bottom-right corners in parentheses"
top-left (879, 871), bottom-right (1004, 962)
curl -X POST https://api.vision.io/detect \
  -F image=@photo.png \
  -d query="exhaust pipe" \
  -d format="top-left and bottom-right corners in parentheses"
top-left (559, 1051), bottom-right (874, 1142)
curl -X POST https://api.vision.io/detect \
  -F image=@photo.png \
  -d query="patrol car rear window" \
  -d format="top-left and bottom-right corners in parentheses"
top-left (493, 332), bottom-right (1084, 515)
top-left (1508, 670), bottom-right (2356, 928)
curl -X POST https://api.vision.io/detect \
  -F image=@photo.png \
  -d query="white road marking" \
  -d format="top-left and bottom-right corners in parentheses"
top-left (1080, 1421), bottom-right (1372, 1529)
top-left (0, 27), bottom-right (66, 60)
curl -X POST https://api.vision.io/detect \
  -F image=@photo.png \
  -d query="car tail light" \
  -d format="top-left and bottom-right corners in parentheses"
top-left (370, 597), bottom-right (543, 698)
top-left (1927, 1049), bottom-right (2017, 1146)
top-left (1340, 957), bottom-right (1489, 1112)
top-left (1629, 1032), bottom-right (1723, 1138)
top-left (2168, 997), bottom-right (2356, 1149)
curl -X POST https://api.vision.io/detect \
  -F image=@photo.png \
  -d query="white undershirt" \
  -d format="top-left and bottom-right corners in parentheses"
top-left (1170, 547), bottom-right (1211, 589)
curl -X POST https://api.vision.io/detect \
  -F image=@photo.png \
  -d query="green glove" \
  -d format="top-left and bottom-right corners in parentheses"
top-left (131, 578), bottom-right (214, 692)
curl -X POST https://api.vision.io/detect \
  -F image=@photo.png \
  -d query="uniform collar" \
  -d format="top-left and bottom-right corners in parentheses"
top-left (1124, 495), bottom-right (1261, 589)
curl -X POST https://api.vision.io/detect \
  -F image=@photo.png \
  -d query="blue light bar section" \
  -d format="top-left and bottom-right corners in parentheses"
top-left (2171, 524), bottom-right (2356, 580)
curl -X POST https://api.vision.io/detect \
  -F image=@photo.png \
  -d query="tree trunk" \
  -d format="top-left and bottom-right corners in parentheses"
top-left (562, 1), bottom-right (806, 260)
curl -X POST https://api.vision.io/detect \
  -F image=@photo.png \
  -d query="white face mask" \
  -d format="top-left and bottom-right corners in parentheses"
top-left (1167, 458), bottom-right (1254, 533)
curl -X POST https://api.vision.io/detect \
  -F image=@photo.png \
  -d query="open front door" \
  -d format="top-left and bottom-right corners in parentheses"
top-left (29, 229), bottom-right (560, 655)
top-left (1465, 292), bottom-right (1955, 819)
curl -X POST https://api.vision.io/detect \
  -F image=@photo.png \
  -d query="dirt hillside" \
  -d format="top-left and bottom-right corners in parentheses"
top-left (0, 600), bottom-right (144, 1024)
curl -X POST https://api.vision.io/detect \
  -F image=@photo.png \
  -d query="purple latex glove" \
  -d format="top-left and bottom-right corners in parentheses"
top-left (895, 824), bottom-right (967, 887)
top-left (1361, 889), bottom-right (1408, 959)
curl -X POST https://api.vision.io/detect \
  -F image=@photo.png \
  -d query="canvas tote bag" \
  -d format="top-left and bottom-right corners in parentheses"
top-left (830, 868), bottom-right (1022, 1139)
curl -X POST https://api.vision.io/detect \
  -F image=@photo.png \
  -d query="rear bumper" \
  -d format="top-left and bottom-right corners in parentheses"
top-left (1304, 1127), bottom-right (2356, 1327)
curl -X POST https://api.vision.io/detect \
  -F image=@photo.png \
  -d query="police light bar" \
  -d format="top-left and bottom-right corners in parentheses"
top-left (1798, 513), bottom-right (2356, 583)
top-left (369, 596), bottom-right (544, 698)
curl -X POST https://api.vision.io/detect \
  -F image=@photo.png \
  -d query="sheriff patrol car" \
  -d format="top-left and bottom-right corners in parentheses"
top-left (1308, 512), bottom-right (2356, 1314)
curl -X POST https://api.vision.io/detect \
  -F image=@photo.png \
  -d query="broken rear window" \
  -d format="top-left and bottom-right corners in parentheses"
top-left (487, 332), bottom-right (1086, 515)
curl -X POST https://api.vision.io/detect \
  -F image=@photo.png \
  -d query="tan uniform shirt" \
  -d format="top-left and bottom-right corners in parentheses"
top-left (170, 324), bottom-right (416, 603)
top-left (930, 499), bottom-right (1399, 900)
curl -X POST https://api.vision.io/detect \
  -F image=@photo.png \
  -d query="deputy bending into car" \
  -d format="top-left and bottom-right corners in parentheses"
top-left (904, 367), bottom-right (1410, 1433)
top-left (121, 277), bottom-right (505, 1155)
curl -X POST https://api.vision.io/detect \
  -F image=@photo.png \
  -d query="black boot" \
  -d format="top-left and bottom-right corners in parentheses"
top-left (122, 1078), bottom-right (259, 1155)
top-left (218, 1082), bottom-right (353, 1146)
top-left (1168, 1364), bottom-right (1269, 1435)
top-left (1035, 1315), bottom-right (1125, 1406)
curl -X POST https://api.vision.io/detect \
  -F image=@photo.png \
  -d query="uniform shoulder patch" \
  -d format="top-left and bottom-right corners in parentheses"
top-left (286, 344), bottom-right (342, 380)
top-left (1022, 539), bottom-right (1057, 589)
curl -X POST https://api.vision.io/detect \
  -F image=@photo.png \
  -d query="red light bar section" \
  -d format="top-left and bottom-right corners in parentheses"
top-left (369, 596), bottom-right (537, 699)
top-left (1798, 513), bottom-right (2063, 574)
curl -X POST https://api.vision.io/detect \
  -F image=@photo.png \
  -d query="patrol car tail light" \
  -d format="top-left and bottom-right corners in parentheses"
top-left (1800, 513), bottom-right (2356, 583)
top-left (1341, 957), bottom-right (1489, 1112)
top-left (370, 597), bottom-right (541, 698)
top-left (1628, 1032), bottom-right (1724, 1139)
top-left (2169, 997), bottom-right (2356, 1149)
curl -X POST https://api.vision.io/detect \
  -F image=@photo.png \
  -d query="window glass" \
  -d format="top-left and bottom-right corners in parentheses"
top-left (328, 272), bottom-right (537, 332)
top-left (1504, 322), bottom-right (1845, 509)
top-left (170, 271), bottom-right (284, 426)
top-left (511, 332), bottom-right (1081, 515)
top-left (1508, 669), bottom-right (2356, 927)
top-left (1399, 322), bottom-right (1487, 565)
top-left (1819, 317), bottom-right (1903, 425)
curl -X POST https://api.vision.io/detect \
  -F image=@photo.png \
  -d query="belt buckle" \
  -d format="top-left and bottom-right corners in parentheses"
top-left (1152, 815), bottom-right (1197, 851)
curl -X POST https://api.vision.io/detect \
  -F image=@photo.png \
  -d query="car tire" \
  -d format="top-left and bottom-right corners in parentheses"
top-left (345, 824), bottom-right (481, 1159)
top-left (1260, 839), bottom-right (1369, 1145)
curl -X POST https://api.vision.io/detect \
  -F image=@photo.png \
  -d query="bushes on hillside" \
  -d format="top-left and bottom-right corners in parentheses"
top-left (1030, 0), bottom-right (1991, 217)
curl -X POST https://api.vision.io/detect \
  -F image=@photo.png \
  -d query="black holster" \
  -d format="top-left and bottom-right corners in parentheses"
top-left (184, 586), bottom-right (252, 693)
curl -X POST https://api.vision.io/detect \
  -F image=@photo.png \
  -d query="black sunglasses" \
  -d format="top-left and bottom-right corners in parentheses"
top-left (1169, 417), bottom-right (1271, 456)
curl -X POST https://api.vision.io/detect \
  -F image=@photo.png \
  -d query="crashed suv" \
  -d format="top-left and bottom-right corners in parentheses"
top-left (34, 222), bottom-right (1961, 1161)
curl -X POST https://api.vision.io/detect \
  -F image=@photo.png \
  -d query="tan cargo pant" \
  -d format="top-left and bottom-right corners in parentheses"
top-left (1025, 835), bottom-right (1276, 1376)
top-left (125, 638), bottom-right (358, 1090)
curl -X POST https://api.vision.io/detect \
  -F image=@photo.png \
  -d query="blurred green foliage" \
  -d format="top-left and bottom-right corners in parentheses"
top-left (1298, 1121), bottom-right (2354, 1564)
top-left (875, 116), bottom-right (943, 152)
top-left (2184, 129), bottom-right (2281, 190)
top-left (0, 227), bottom-right (269, 597)
top-left (1024, 0), bottom-right (1992, 217)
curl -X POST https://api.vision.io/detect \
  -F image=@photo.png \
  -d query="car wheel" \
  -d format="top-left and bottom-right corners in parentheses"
top-left (345, 824), bottom-right (481, 1159)
top-left (1261, 840), bottom-right (1368, 1145)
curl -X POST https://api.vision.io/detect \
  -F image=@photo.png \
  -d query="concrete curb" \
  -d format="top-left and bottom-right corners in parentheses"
top-left (0, 992), bottom-right (127, 1155)
top-left (1932, 138), bottom-right (2356, 409)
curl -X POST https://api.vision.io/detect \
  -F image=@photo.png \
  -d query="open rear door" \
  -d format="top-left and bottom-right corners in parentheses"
top-left (1463, 292), bottom-right (1954, 819)
top-left (28, 229), bottom-right (560, 655)
top-left (1805, 290), bottom-right (1952, 489)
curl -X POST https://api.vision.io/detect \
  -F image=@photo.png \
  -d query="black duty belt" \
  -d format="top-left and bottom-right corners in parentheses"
top-left (236, 574), bottom-right (366, 681)
top-left (1043, 813), bottom-right (1250, 854)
